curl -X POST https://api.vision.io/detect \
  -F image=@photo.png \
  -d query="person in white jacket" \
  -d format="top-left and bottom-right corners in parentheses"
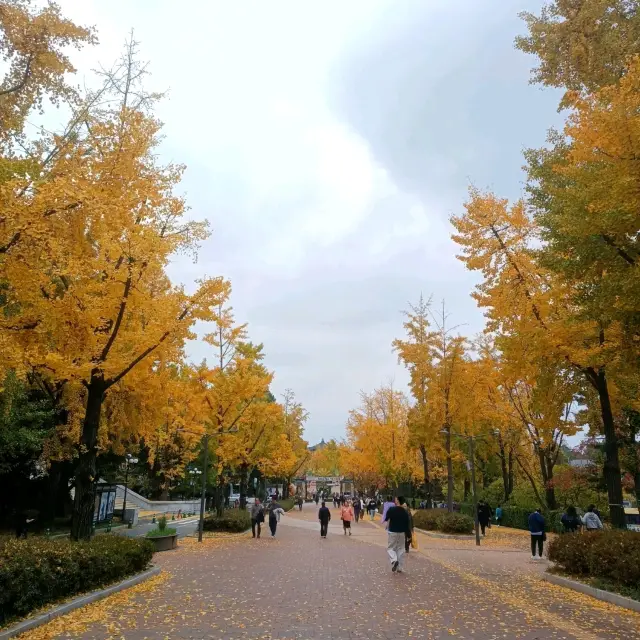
top-left (582, 505), bottom-right (604, 531)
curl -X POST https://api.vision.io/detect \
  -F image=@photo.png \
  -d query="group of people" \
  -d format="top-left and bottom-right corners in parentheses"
top-left (316, 494), bottom-right (415, 573)
top-left (249, 497), bottom-right (285, 539)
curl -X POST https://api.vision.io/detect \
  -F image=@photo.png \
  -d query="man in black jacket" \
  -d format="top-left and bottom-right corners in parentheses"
top-left (318, 501), bottom-right (331, 538)
top-left (383, 497), bottom-right (411, 573)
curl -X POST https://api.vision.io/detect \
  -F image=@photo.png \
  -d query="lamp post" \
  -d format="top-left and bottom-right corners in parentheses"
top-left (122, 453), bottom-right (138, 527)
top-left (178, 426), bottom-right (239, 543)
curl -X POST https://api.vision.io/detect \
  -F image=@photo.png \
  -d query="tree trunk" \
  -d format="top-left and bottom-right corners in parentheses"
top-left (71, 376), bottom-right (105, 540)
top-left (507, 451), bottom-right (514, 501)
top-left (419, 445), bottom-right (432, 508)
top-left (283, 478), bottom-right (290, 499)
top-left (499, 443), bottom-right (509, 502)
top-left (596, 369), bottom-right (626, 529)
top-left (445, 427), bottom-right (453, 512)
top-left (634, 471), bottom-right (640, 516)
top-left (239, 467), bottom-right (248, 509)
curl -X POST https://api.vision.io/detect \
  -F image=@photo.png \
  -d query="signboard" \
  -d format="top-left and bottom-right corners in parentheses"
top-left (93, 483), bottom-right (117, 524)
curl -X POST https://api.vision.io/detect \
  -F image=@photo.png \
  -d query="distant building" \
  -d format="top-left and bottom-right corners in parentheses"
top-left (308, 439), bottom-right (327, 453)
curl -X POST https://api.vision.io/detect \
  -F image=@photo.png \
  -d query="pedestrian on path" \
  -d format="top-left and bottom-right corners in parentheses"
top-left (561, 505), bottom-right (582, 533)
top-left (315, 494), bottom-right (319, 506)
top-left (368, 497), bottom-right (377, 520)
top-left (401, 498), bottom-right (414, 553)
top-left (495, 504), bottom-right (503, 527)
top-left (477, 500), bottom-right (492, 536)
top-left (341, 500), bottom-right (354, 536)
top-left (267, 497), bottom-right (285, 537)
top-left (318, 501), bottom-right (331, 538)
top-left (582, 505), bottom-right (604, 531)
top-left (381, 495), bottom-right (395, 523)
top-left (297, 496), bottom-right (303, 511)
top-left (250, 499), bottom-right (264, 538)
top-left (528, 508), bottom-right (546, 560)
top-left (384, 496), bottom-right (411, 573)
top-left (353, 497), bottom-right (361, 523)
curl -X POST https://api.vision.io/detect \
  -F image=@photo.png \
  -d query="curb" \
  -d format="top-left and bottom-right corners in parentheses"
top-left (543, 572), bottom-right (640, 613)
top-left (415, 527), bottom-right (475, 541)
top-left (0, 565), bottom-right (161, 639)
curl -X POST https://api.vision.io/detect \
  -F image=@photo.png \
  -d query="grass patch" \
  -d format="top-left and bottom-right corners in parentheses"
top-left (145, 527), bottom-right (177, 538)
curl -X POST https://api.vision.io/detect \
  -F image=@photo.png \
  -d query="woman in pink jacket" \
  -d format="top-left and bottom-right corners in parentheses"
top-left (341, 501), bottom-right (354, 536)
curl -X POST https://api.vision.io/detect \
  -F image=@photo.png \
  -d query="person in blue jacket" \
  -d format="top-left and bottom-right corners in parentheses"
top-left (528, 508), bottom-right (546, 560)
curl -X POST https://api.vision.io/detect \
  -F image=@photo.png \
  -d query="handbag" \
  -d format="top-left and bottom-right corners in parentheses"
top-left (411, 531), bottom-right (418, 549)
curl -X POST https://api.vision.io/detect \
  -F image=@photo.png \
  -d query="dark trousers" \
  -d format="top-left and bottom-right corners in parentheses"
top-left (320, 521), bottom-right (328, 537)
top-left (269, 518), bottom-right (277, 536)
top-left (480, 521), bottom-right (487, 535)
top-left (251, 519), bottom-right (261, 538)
top-left (354, 509), bottom-right (360, 522)
top-left (405, 533), bottom-right (411, 553)
top-left (531, 535), bottom-right (543, 557)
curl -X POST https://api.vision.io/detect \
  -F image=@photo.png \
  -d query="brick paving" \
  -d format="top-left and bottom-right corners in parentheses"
top-left (36, 505), bottom-right (640, 640)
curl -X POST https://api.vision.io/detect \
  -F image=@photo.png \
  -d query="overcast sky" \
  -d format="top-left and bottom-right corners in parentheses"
top-left (59, 0), bottom-right (562, 446)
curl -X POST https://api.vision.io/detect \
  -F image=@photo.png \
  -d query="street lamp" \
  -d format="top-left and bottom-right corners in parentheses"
top-left (122, 453), bottom-right (138, 527)
top-left (177, 425), bottom-right (239, 542)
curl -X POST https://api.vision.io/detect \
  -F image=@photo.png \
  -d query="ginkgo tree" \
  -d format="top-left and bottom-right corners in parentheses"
top-left (0, 46), bottom-right (230, 539)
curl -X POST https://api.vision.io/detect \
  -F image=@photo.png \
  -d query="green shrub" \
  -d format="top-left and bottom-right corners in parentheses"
top-left (146, 527), bottom-right (176, 538)
top-left (158, 515), bottom-right (167, 531)
top-left (279, 498), bottom-right (295, 512)
top-left (413, 509), bottom-right (448, 531)
top-left (203, 509), bottom-right (250, 532)
top-left (0, 535), bottom-right (154, 623)
top-left (437, 512), bottom-right (474, 534)
top-left (460, 504), bottom-right (566, 533)
top-left (548, 530), bottom-right (640, 588)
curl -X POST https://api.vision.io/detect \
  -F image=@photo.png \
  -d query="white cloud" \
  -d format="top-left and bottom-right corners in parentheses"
top-left (55, 0), bottom-right (557, 444)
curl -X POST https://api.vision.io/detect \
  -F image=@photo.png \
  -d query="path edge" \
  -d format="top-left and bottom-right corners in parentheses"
top-left (0, 565), bottom-right (161, 639)
top-left (543, 572), bottom-right (640, 613)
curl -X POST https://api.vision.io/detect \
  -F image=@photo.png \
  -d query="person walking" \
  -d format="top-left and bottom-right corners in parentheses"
top-left (401, 497), bottom-right (414, 553)
top-left (495, 504), bottom-right (503, 527)
top-left (353, 497), bottom-right (362, 523)
top-left (381, 495), bottom-right (396, 523)
top-left (528, 507), bottom-right (546, 560)
top-left (561, 505), bottom-right (582, 533)
top-left (384, 497), bottom-right (411, 573)
top-left (582, 505), bottom-right (604, 531)
top-left (297, 495), bottom-right (303, 511)
top-left (477, 500), bottom-right (492, 536)
top-left (368, 497), bottom-right (377, 520)
top-left (341, 500), bottom-right (354, 536)
top-left (250, 499), bottom-right (264, 538)
top-left (267, 497), bottom-right (284, 537)
top-left (314, 494), bottom-right (319, 506)
top-left (318, 501), bottom-right (331, 538)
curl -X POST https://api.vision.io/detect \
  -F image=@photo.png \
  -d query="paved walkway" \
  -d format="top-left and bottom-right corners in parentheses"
top-left (19, 505), bottom-right (640, 640)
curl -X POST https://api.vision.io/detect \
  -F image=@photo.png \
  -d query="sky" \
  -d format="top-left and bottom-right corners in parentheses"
top-left (57, 0), bottom-right (563, 446)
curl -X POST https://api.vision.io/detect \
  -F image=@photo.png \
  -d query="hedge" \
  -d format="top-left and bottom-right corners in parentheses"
top-left (413, 509), bottom-right (448, 531)
top-left (0, 535), bottom-right (154, 624)
top-left (459, 503), bottom-right (565, 533)
top-left (548, 530), bottom-right (640, 589)
top-left (413, 509), bottom-right (474, 535)
top-left (203, 509), bottom-right (251, 532)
